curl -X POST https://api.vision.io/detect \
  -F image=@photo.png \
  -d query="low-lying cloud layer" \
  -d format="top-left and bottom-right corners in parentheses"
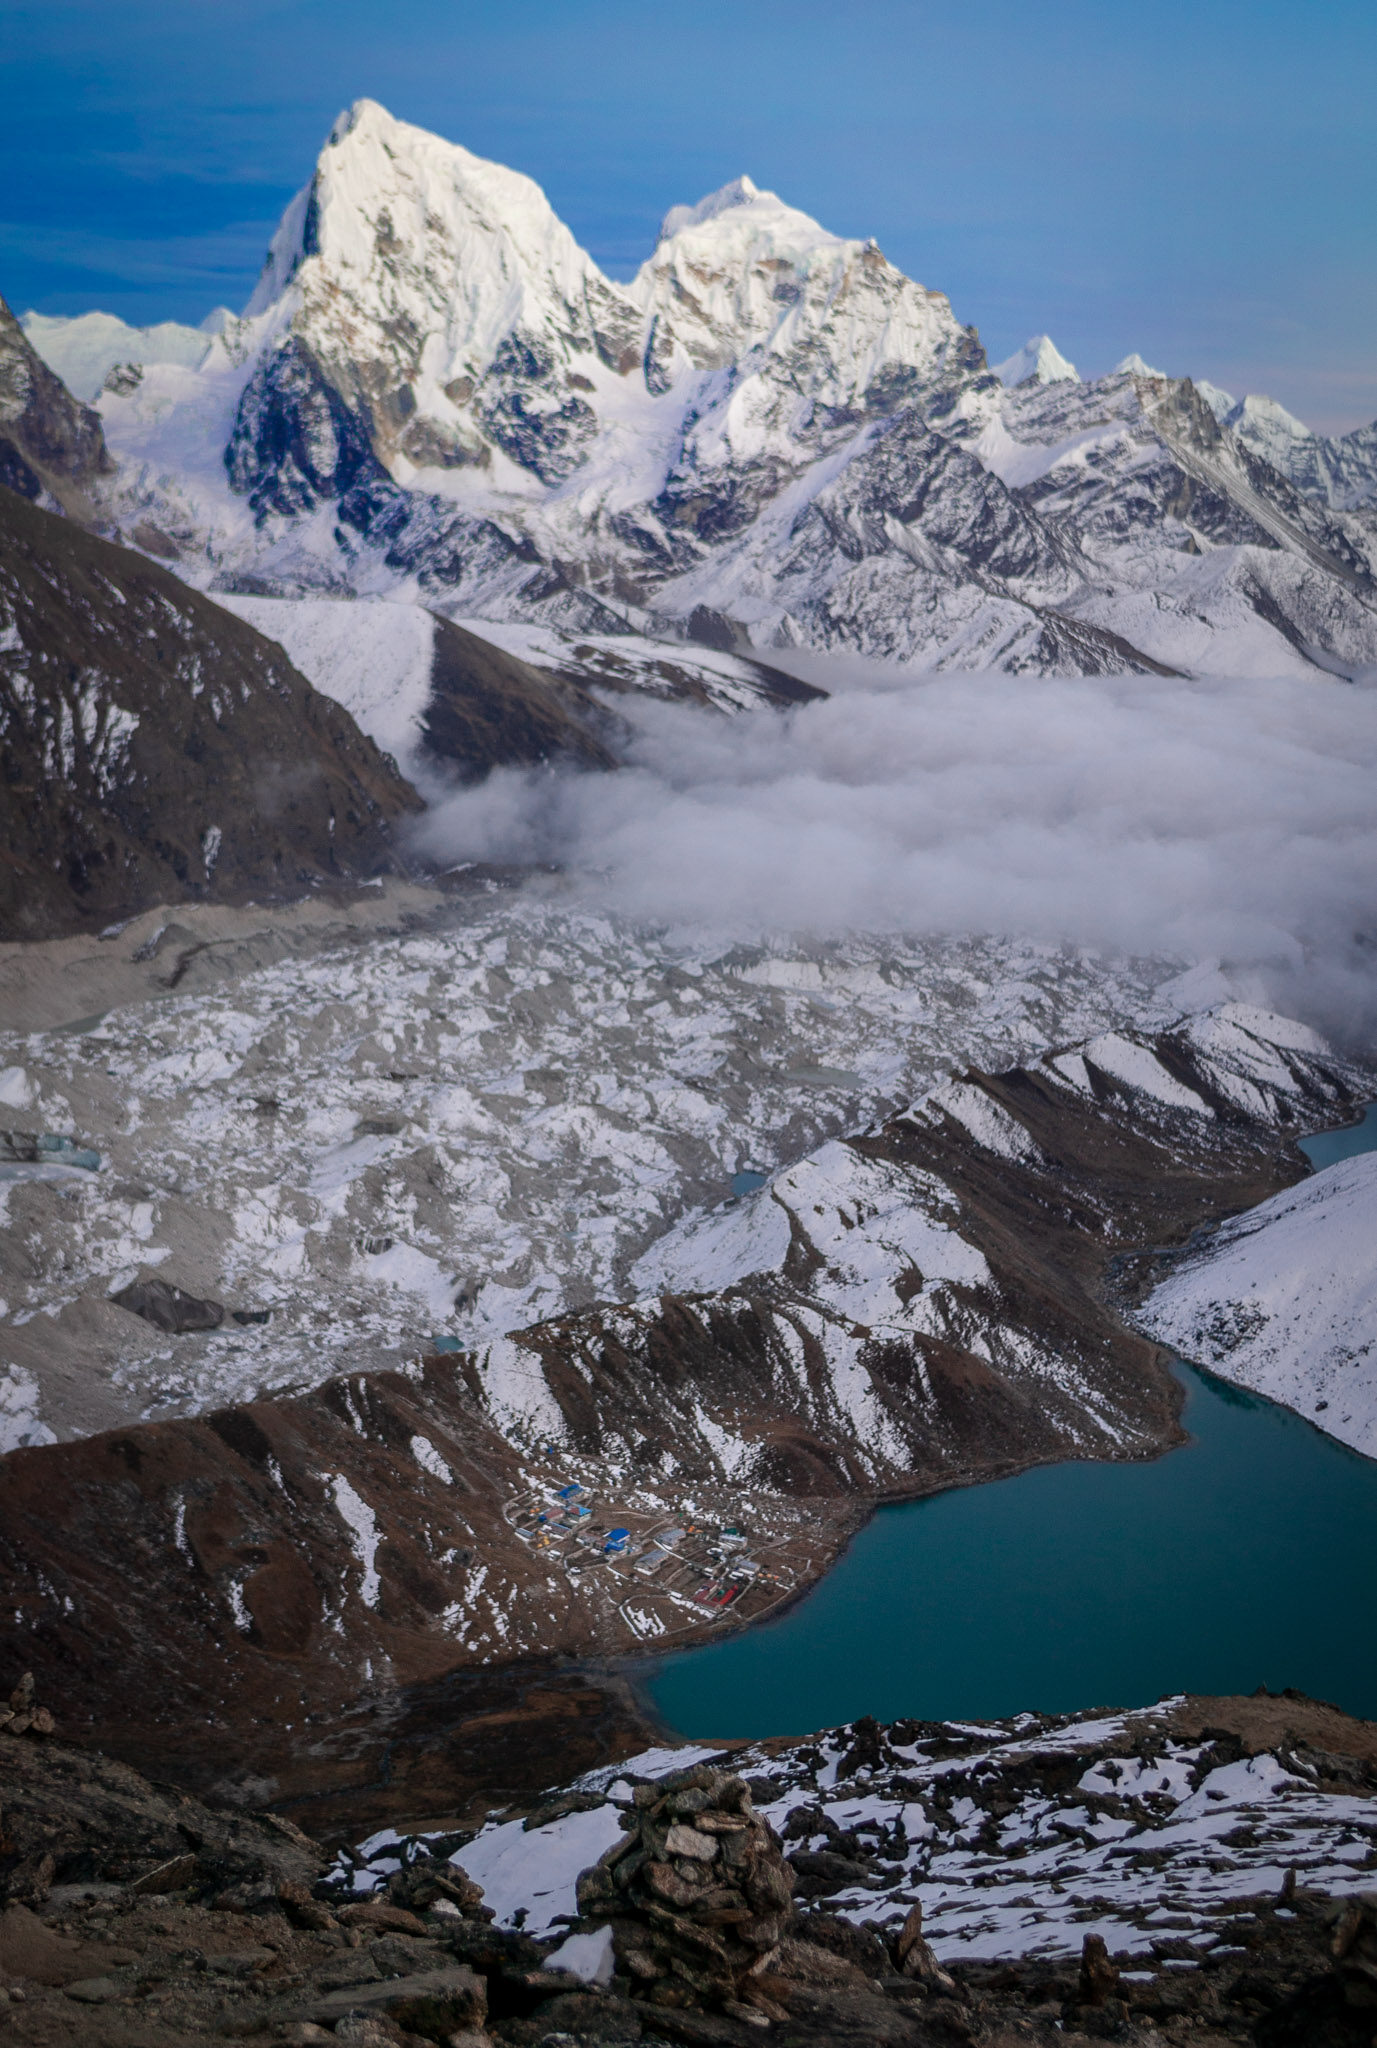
top-left (414, 665), bottom-right (1377, 1042)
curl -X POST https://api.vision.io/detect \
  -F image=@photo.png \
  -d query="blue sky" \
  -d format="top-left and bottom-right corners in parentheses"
top-left (3, 0), bottom-right (1374, 431)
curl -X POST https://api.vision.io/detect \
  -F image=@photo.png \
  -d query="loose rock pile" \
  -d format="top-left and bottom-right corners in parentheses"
top-left (0, 1675), bottom-right (53, 1741)
top-left (575, 1764), bottom-right (795, 2025)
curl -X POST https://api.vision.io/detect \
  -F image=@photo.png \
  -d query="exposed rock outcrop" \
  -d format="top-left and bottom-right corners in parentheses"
top-left (0, 295), bottom-right (112, 515)
top-left (420, 615), bottom-right (618, 779)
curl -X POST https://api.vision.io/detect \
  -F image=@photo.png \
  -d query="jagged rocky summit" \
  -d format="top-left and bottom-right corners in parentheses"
top-left (21, 97), bottom-right (1376, 680)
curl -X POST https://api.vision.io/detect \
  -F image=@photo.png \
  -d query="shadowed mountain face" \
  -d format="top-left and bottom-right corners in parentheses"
top-left (0, 487), bottom-right (422, 940)
top-left (0, 295), bottom-right (113, 515)
top-left (421, 615), bottom-right (618, 779)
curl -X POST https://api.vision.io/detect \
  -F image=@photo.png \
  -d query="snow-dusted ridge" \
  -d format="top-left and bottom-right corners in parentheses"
top-left (452, 998), bottom-right (1369, 1489)
top-left (20, 308), bottom-right (221, 401)
top-left (1140, 1149), bottom-right (1377, 1456)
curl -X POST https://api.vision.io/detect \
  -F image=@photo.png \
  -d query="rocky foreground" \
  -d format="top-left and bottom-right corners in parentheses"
top-left (0, 1679), bottom-right (1374, 2047)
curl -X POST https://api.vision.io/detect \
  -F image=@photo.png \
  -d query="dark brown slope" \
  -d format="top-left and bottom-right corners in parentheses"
top-left (421, 614), bottom-right (618, 778)
top-left (0, 295), bottom-right (113, 514)
top-left (0, 486), bottom-right (423, 939)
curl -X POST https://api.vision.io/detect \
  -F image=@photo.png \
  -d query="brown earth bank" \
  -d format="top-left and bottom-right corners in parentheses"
top-left (0, 1690), bottom-right (1372, 2047)
top-left (0, 1014), bottom-right (1367, 1826)
top-left (0, 879), bottom-right (470, 1038)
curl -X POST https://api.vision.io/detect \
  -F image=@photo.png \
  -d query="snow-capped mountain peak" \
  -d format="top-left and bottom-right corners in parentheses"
top-left (68, 100), bottom-right (1377, 679)
top-left (215, 105), bottom-right (983, 527)
top-left (1225, 390), bottom-right (1314, 452)
top-left (243, 96), bottom-right (632, 360)
top-left (633, 169), bottom-right (977, 405)
top-left (226, 98), bottom-right (642, 502)
top-left (991, 334), bottom-right (1079, 387)
top-left (1113, 351), bottom-right (1167, 378)
top-left (1194, 378), bottom-right (1237, 422)
top-left (657, 173), bottom-right (764, 241)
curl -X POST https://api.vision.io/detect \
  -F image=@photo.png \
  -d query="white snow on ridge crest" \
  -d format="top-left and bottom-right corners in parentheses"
top-left (21, 309), bottom-right (215, 400)
top-left (658, 176), bottom-right (765, 242)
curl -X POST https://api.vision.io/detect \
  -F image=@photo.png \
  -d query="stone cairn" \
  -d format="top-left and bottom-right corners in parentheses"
top-left (575, 1764), bottom-right (795, 2025)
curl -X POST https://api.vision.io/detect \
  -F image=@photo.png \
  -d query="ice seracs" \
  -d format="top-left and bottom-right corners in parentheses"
top-left (991, 334), bottom-right (1079, 386)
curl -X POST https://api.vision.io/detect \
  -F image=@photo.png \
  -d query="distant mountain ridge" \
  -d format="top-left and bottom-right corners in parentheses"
top-left (0, 294), bottom-right (113, 515)
top-left (18, 99), bottom-right (1377, 678)
top-left (20, 307), bottom-right (227, 401)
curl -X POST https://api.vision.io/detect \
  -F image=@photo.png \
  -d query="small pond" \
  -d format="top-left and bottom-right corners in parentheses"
top-left (1299, 1100), bottom-right (1377, 1168)
top-left (645, 1109), bottom-right (1377, 1738)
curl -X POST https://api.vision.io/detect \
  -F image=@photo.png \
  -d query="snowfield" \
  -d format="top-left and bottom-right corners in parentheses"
top-left (1140, 1150), bottom-right (1377, 1456)
top-left (214, 593), bottom-right (438, 778)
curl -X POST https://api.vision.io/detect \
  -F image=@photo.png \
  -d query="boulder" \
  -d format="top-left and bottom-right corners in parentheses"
top-left (303, 1960), bottom-right (487, 2032)
top-left (893, 1900), bottom-right (956, 1994)
top-left (1333, 1892), bottom-right (1377, 2008)
top-left (111, 1277), bottom-right (225, 1333)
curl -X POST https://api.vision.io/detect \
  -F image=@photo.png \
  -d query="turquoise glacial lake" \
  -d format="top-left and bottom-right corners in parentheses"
top-left (644, 1110), bottom-right (1377, 1737)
